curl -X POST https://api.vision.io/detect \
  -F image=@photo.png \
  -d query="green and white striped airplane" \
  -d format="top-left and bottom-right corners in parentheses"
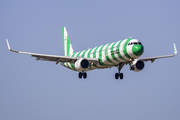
top-left (6, 27), bottom-right (177, 79)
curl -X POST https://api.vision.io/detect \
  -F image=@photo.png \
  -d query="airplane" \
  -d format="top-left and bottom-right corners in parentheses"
top-left (6, 27), bottom-right (177, 79)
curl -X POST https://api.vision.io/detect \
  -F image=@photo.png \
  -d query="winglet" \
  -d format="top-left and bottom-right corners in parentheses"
top-left (173, 43), bottom-right (177, 55)
top-left (6, 39), bottom-right (11, 50)
top-left (6, 39), bottom-right (18, 53)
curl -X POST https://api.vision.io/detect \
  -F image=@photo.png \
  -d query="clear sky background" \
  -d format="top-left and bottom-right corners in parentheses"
top-left (0, 0), bottom-right (180, 120)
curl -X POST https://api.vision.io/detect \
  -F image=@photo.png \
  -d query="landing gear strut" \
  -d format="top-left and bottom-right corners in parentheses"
top-left (78, 72), bottom-right (87, 79)
top-left (115, 63), bottom-right (125, 80)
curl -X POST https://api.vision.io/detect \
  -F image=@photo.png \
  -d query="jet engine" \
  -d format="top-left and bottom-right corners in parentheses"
top-left (130, 60), bottom-right (145, 72)
top-left (74, 59), bottom-right (89, 71)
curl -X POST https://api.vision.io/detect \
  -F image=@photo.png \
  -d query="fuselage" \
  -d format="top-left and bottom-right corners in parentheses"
top-left (62, 38), bottom-right (144, 71)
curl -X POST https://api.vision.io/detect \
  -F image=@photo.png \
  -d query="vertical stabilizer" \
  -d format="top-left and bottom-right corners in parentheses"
top-left (62, 27), bottom-right (74, 56)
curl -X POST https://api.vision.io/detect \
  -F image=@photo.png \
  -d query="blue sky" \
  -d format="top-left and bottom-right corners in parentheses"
top-left (0, 0), bottom-right (180, 120)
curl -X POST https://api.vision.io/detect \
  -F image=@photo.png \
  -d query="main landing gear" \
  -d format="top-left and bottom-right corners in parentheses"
top-left (115, 73), bottom-right (123, 79)
top-left (115, 63), bottom-right (125, 80)
top-left (78, 72), bottom-right (87, 79)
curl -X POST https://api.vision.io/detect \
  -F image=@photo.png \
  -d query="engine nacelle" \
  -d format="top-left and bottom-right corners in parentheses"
top-left (130, 60), bottom-right (145, 72)
top-left (74, 59), bottom-right (89, 71)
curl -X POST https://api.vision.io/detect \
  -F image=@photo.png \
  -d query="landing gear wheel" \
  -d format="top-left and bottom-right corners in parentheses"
top-left (78, 72), bottom-right (82, 79)
top-left (83, 72), bottom-right (87, 79)
top-left (115, 73), bottom-right (119, 79)
top-left (115, 63), bottom-right (125, 80)
top-left (120, 73), bottom-right (123, 79)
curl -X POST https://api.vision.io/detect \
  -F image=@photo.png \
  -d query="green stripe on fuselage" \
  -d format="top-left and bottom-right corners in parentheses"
top-left (93, 47), bottom-right (99, 58)
top-left (116, 40), bottom-right (125, 61)
top-left (123, 38), bottom-right (132, 59)
top-left (65, 62), bottom-right (71, 69)
top-left (76, 51), bottom-right (82, 57)
top-left (70, 63), bottom-right (77, 71)
top-left (105, 43), bottom-right (114, 63)
top-left (81, 49), bottom-right (88, 58)
top-left (87, 48), bottom-right (94, 58)
top-left (71, 53), bottom-right (75, 57)
top-left (98, 45), bottom-right (106, 65)
top-left (110, 41), bottom-right (119, 62)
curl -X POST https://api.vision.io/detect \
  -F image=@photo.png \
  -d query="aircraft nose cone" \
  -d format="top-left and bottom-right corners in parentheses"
top-left (132, 45), bottom-right (144, 56)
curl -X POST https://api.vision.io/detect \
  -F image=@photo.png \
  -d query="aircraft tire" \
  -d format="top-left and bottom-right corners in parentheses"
top-left (115, 73), bottom-right (119, 79)
top-left (120, 73), bottom-right (123, 79)
top-left (83, 72), bottom-right (87, 79)
top-left (79, 72), bottom-right (82, 78)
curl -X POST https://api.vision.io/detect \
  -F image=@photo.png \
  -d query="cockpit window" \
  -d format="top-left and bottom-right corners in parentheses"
top-left (128, 42), bottom-right (142, 45)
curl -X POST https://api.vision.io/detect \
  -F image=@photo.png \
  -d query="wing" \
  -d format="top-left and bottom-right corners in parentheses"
top-left (6, 39), bottom-right (99, 65)
top-left (137, 43), bottom-right (177, 63)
